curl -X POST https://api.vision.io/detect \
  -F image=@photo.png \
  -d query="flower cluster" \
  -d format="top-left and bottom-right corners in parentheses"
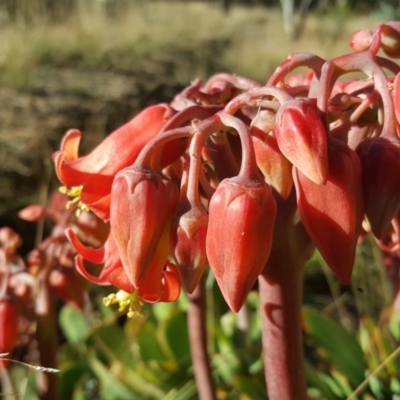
top-left (54, 21), bottom-right (400, 314)
top-left (0, 192), bottom-right (108, 365)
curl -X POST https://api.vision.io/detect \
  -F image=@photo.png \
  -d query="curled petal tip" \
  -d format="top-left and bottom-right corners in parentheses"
top-left (75, 255), bottom-right (110, 286)
top-left (60, 129), bottom-right (82, 162)
top-left (66, 228), bottom-right (105, 264)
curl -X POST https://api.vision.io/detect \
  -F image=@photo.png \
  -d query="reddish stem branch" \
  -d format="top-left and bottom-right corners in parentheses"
top-left (188, 278), bottom-right (216, 400)
top-left (35, 280), bottom-right (58, 400)
top-left (259, 254), bottom-right (306, 400)
top-left (258, 192), bottom-right (309, 400)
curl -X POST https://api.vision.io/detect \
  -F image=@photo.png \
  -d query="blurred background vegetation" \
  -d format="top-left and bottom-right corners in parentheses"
top-left (1, 1), bottom-right (400, 399)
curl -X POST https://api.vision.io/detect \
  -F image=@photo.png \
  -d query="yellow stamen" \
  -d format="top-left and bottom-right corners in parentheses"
top-left (59, 186), bottom-right (90, 215)
top-left (103, 290), bottom-right (144, 318)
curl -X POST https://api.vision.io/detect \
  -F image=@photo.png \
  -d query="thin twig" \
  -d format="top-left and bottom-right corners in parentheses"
top-left (347, 345), bottom-right (400, 400)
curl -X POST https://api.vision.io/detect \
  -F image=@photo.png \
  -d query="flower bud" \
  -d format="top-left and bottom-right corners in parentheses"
top-left (0, 297), bottom-right (19, 368)
top-left (138, 260), bottom-right (181, 303)
top-left (380, 21), bottom-right (400, 58)
top-left (293, 140), bottom-right (364, 284)
top-left (251, 126), bottom-right (293, 199)
top-left (49, 266), bottom-right (86, 310)
top-left (170, 204), bottom-right (208, 293)
top-left (357, 137), bottom-right (400, 238)
top-left (348, 29), bottom-right (373, 52)
top-left (0, 227), bottom-right (22, 256)
top-left (275, 99), bottom-right (328, 185)
top-left (393, 72), bottom-right (400, 126)
top-left (206, 177), bottom-right (277, 312)
top-left (18, 205), bottom-right (46, 221)
top-left (110, 166), bottom-right (178, 288)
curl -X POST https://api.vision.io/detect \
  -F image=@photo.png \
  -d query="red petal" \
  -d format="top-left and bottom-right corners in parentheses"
top-left (159, 268), bottom-right (181, 302)
top-left (66, 228), bottom-right (105, 264)
top-left (60, 129), bottom-right (82, 162)
top-left (74, 255), bottom-right (110, 286)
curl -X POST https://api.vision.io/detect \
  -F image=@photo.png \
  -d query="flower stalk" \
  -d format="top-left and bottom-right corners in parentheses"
top-left (188, 278), bottom-right (216, 400)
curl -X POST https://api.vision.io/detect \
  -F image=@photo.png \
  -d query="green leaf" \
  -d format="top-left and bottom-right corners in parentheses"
top-left (177, 291), bottom-right (189, 312)
top-left (318, 373), bottom-right (347, 398)
top-left (10, 365), bottom-right (39, 400)
top-left (233, 374), bottom-right (267, 400)
top-left (368, 374), bottom-right (386, 400)
top-left (213, 350), bottom-right (240, 385)
top-left (91, 322), bottom-right (132, 366)
top-left (137, 321), bottom-right (168, 362)
top-left (59, 305), bottom-right (89, 344)
top-left (389, 310), bottom-right (400, 342)
top-left (304, 360), bottom-right (340, 400)
top-left (303, 306), bottom-right (366, 384)
top-left (163, 311), bottom-right (190, 362)
top-left (359, 317), bottom-right (380, 371)
top-left (248, 356), bottom-right (263, 375)
top-left (390, 377), bottom-right (400, 394)
top-left (163, 380), bottom-right (197, 400)
top-left (90, 357), bottom-right (135, 400)
top-left (221, 311), bottom-right (236, 337)
top-left (59, 363), bottom-right (90, 400)
top-left (330, 370), bottom-right (353, 397)
top-left (153, 302), bottom-right (175, 322)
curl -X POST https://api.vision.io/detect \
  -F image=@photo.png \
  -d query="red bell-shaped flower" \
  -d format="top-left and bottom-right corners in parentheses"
top-left (67, 229), bottom-right (181, 303)
top-left (49, 266), bottom-right (86, 310)
top-left (357, 136), bottom-right (400, 238)
top-left (293, 139), bottom-right (364, 284)
top-left (275, 99), bottom-right (328, 185)
top-left (206, 177), bottom-right (277, 312)
top-left (110, 166), bottom-right (178, 288)
top-left (53, 104), bottom-right (175, 220)
top-left (170, 203), bottom-right (209, 293)
top-left (66, 228), bottom-right (134, 293)
top-left (0, 297), bottom-right (19, 369)
top-left (138, 260), bottom-right (181, 303)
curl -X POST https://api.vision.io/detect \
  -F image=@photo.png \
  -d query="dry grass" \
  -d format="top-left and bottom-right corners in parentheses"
top-left (0, 2), bottom-right (387, 84)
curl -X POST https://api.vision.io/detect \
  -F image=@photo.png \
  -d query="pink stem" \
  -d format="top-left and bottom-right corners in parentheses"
top-left (317, 51), bottom-right (396, 138)
top-left (259, 255), bottom-right (306, 400)
top-left (267, 53), bottom-right (326, 86)
top-left (203, 73), bottom-right (261, 91)
top-left (258, 193), bottom-right (308, 400)
top-left (224, 86), bottom-right (292, 115)
top-left (35, 248), bottom-right (58, 400)
top-left (135, 105), bottom-right (219, 169)
top-left (187, 132), bottom-right (206, 207)
top-left (217, 112), bottom-right (259, 180)
top-left (188, 278), bottom-right (216, 400)
top-left (35, 279), bottom-right (58, 400)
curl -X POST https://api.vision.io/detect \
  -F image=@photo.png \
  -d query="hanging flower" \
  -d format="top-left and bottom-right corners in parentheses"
top-left (206, 176), bottom-right (277, 312)
top-left (53, 104), bottom-right (176, 220)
